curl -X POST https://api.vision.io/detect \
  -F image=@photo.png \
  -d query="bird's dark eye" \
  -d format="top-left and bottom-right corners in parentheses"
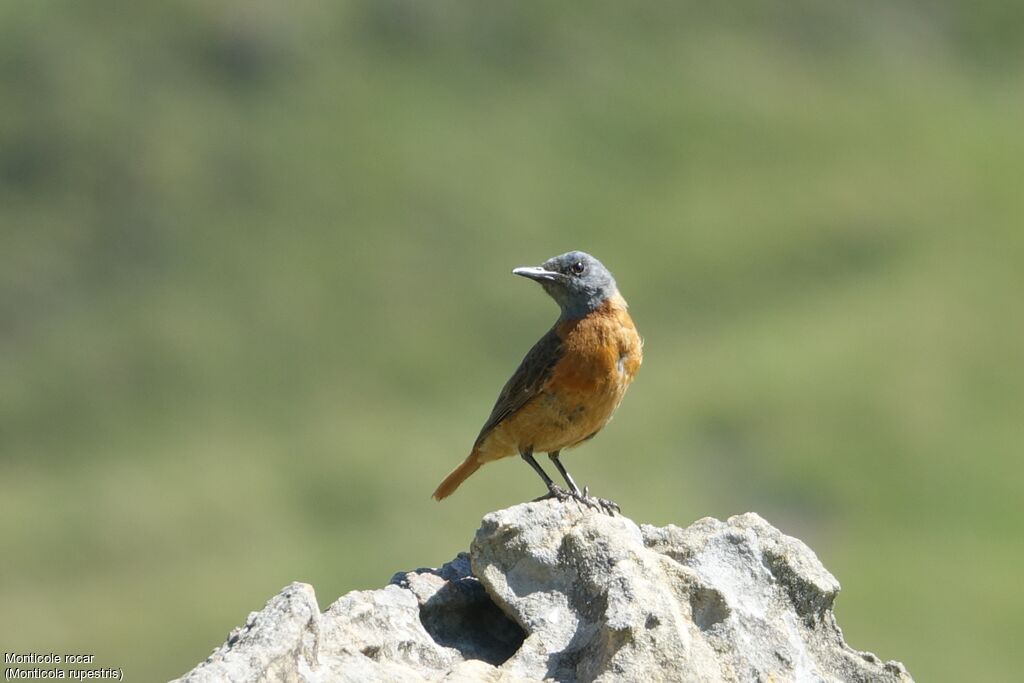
top-left (570, 261), bottom-right (586, 276)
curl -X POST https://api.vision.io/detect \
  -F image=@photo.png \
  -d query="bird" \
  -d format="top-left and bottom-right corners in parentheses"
top-left (432, 250), bottom-right (642, 513)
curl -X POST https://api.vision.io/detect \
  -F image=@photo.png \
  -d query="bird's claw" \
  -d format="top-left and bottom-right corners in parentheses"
top-left (578, 494), bottom-right (619, 516)
top-left (537, 484), bottom-right (619, 516)
top-left (534, 485), bottom-right (572, 503)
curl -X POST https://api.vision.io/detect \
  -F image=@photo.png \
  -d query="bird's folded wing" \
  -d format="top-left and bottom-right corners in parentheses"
top-left (475, 326), bottom-right (563, 445)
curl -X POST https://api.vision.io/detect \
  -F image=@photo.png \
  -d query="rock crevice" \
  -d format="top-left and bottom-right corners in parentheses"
top-left (174, 501), bottom-right (913, 682)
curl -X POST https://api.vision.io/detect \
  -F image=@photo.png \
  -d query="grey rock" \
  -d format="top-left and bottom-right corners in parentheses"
top-left (173, 502), bottom-right (912, 683)
top-left (173, 582), bottom-right (321, 683)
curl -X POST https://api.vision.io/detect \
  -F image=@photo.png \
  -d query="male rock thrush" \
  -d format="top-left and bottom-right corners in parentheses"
top-left (433, 251), bottom-right (642, 513)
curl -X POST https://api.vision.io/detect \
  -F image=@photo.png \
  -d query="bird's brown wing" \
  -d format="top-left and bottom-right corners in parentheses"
top-left (474, 325), bottom-right (563, 447)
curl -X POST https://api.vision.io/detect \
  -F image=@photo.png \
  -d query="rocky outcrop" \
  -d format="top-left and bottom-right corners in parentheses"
top-left (173, 501), bottom-right (913, 682)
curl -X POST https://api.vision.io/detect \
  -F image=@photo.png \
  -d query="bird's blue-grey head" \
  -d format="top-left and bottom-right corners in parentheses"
top-left (512, 251), bottom-right (619, 319)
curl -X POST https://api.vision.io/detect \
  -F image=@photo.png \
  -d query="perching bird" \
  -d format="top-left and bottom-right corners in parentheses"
top-left (432, 251), bottom-right (642, 513)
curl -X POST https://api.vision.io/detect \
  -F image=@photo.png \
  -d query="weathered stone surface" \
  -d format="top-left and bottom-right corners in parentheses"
top-left (173, 501), bottom-right (912, 682)
top-left (173, 582), bottom-right (321, 683)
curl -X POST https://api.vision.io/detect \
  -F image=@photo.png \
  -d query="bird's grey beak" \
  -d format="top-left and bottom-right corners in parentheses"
top-left (512, 266), bottom-right (561, 282)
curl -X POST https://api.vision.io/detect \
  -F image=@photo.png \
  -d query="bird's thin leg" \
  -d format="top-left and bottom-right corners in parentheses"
top-left (521, 447), bottom-right (565, 498)
top-left (548, 450), bottom-right (620, 516)
top-left (548, 451), bottom-right (582, 496)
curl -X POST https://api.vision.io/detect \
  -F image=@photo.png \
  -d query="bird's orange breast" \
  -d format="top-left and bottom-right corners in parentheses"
top-left (477, 294), bottom-right (642, 461)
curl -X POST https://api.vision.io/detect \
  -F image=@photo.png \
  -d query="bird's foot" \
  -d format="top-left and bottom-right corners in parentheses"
top-left (533, 484), bottom-right (573, 503)
top-left (535, 485), bottom-right (619, 516)
top-left (582, 494), bottom-right (620, 515)
top-left (574, 485), bottom-right (620, 515)
top-left (540, 485), bottom-right (618, 516)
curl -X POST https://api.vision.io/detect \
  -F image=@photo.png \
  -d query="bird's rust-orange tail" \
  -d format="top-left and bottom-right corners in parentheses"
top-left (433, 453), bottom-right (481, 500)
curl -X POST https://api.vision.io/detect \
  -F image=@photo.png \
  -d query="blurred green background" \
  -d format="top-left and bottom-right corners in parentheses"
top-left (2, 1), bottom-right (1022, 680)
